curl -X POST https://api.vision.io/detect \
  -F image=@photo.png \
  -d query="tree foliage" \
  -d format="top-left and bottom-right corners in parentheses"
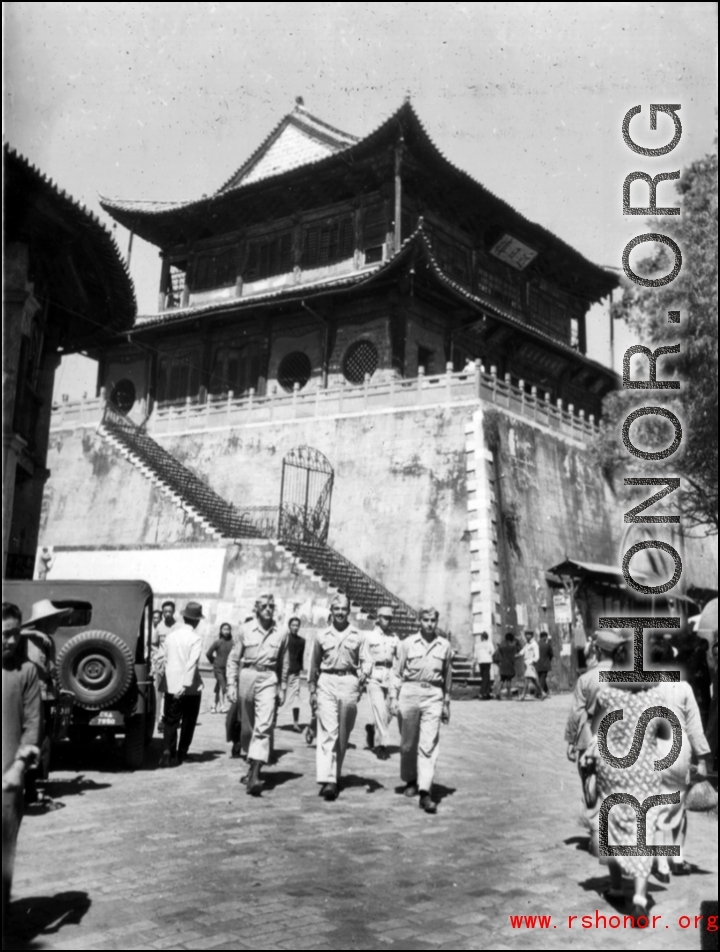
top-left (596, 148), bottom-right (718, 534)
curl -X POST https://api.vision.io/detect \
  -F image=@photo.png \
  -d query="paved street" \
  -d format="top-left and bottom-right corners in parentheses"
top-left (5, 682), bottom-right (717, 951)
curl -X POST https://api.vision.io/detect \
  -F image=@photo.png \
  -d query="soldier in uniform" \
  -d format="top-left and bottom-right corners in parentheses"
top-left (363, 606), bottom-right (399, 760)
top-left (227, 594), bottom-right (288, 796)
top-left (308, 594), bottom-right (371, 801)
top-left (390, 607), bottom-right (452, 814)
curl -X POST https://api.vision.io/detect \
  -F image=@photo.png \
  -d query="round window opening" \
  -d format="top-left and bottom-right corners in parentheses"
top-left (110, 379), bottom-right (136, 413)
top-left (278, 352), bottom-right (312, 393)
top-left (343, 340), bottom-right (379, 385)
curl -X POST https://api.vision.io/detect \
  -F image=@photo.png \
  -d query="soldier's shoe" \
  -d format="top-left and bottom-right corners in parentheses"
top-left (246, 761), bottom-right (263, 796)
top-left (403, 782), bottom-right (419, 797)
top-left (230, 742), bottom-right (242, 759)
top-left (419, 792), bottom-right (437, 814)
top-left (322, 783), bottom-right (339, 801)
top-left (365, 724), bottom-right (375, 750)
top-left (376, 746), bottom-right (389, 760)
top-left (158, 749), bottom-right (172, 768)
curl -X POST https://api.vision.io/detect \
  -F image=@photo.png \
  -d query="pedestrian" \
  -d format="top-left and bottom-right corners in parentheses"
top-left (308, 594), bottom-right (370, 801)
top-left (206, 623), bottom-right (233, 713)
top-left (536, 631), bottom-right (554, 698)
top-left (517, 630), bottom-right (541, 700)
top-left (284, 616), bottom-right (305, 733)
top-left (2, 603), bottom-right (41, 908)
top-left (652, 645), bottom-right (712, 881)
top-left (475, 632), bottom-right (494, 700)
top-left (20, 600), bottom-right (72, 804)
top-left (494, 632), bottom-right (517, 699)
top-left (226, 594), bottom-right (288, 796)
top-left (152, 609), bottom-right (162, 630)
top-left (580, 636), bottom-right (666, 916)
top-left (564, 630), bottom-right (625, 825)
top-left (152, 600), bottom-right (180, 732)
top-left (363, 606), bottom-right (400, 759)
top-left (390, 607), bottom-right (452, 815)
top-left (158, 601), bottom-right (204, 767)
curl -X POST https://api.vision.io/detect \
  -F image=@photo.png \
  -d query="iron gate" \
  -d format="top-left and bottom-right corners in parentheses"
top-left (278, 446), bottom-right (334, 544)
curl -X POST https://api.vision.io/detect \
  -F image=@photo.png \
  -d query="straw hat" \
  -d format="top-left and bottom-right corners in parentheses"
top-left (22, 599), bottom-right (72, 628)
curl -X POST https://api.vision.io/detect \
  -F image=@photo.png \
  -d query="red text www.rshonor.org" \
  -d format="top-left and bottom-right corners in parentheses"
top-left (509, 912), bottom-right (718, 931)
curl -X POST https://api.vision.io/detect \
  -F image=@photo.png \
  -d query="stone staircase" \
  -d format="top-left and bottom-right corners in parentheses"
top-left (100, 403), bottom-right (421, 635)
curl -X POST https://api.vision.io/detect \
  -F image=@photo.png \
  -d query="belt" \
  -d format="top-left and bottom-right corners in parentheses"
top-left (242, 663), bottom-right (275, 672)
top-left (321, 669), bottom-right (357, 677)
top-left (374, 661), bottom-right (393, 668)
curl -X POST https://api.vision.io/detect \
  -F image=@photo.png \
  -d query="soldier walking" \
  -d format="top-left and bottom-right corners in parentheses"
top-left (308, 595), bottom-right (371, 801)
top-left (363, 606), bottom-right (399, 760)
top-left (390, 608), bottom-right (452, 814)
top-left (227, 594), bottom-right (288, 796)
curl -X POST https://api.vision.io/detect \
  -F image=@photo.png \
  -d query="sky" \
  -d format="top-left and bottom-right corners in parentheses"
top-left (4, 1), bottom-right (717, 399)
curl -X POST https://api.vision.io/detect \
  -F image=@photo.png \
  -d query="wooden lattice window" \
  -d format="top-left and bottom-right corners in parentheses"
top-left (245, 232), bottom-right (293, 281)
top-left (343, 340), bottom-right (379, 384)
top-left (303, 216), bottom-right (354, 268)
top-left (208, 342), bottom-right (262, 397)
top-left (428, 228), bottom-right (471, 286)
top-left (156, 353), bottom-right (201, 404)
top-left (193, 248), bottom-right (237, 291)
top-left (477, 256), bottom-right (523, 310)
top-left (278, 352), bottom-right (312, 392)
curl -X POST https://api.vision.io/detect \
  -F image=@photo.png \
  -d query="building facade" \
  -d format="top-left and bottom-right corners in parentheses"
top-left (39, 102), bottom-right (639, 678)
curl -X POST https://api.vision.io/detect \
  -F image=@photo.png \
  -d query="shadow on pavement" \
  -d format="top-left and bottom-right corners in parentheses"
top-left (3, 890), bottom-right (91, 951)
top-left (342, 774), bottom-right (384, 793)
top-left (40, 775), bottom-right (112, 799)
top-left (431, 783), bottom-right (456, 803)
top-left (262, 770), bottom-right (304, 790)
top-left (564, 834), bottom-right (591, 852)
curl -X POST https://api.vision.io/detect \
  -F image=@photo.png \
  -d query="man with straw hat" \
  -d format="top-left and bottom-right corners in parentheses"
top-left (20, 600), bottom-right (72, 802)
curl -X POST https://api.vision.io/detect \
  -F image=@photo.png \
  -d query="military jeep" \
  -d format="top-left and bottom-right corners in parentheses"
top-left (5, 579), bottom-right (156, 769)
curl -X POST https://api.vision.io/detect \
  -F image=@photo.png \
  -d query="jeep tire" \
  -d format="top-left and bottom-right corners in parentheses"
top-left (56, 630), bottom-right (134, 710)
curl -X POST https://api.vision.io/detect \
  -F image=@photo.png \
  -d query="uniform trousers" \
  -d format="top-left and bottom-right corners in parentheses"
top-left (239, 668), bottom-right (277, 764)
top-left (397, 682), bottom-right (443, 792)
top-left (367, 679), bottom-right (392, 747)
top-left (285, 672), bottom-right (301, 709)
top-left (316, 673), bottom-right (359, 784)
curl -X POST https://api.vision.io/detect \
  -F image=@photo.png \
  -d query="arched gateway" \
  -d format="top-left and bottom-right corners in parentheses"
top-left (278, 446), bottom-right (334, 545)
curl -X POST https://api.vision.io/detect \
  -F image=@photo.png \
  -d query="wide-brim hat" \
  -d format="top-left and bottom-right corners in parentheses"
top-left (182, 601), bottom-right (204, 620)
top-left (696, 598), bottom-right (718, 633)
top-left (22, 599), bottom-right (72, 628)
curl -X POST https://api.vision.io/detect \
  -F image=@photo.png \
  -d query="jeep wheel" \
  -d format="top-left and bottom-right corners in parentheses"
top-left (56, 630), bottom-right (134, 710)
top-left (124, 713), bottom-right (146, 769)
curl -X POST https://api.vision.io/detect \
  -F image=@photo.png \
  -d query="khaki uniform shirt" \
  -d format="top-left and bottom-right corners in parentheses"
top-left (308, 625), bottom-right (372, 686)
top-left (363, 626), bottom-right (400, 688)
top-left (564, 658), bottom-right (613, 751)
top-left (392, 632), bottom-right (453, 701)
top-left (226, 621), bottom-right (289, 688)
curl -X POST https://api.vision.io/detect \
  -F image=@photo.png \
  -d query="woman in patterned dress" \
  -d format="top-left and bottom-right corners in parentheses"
top-left (582, 637), bottom-right (665, 917)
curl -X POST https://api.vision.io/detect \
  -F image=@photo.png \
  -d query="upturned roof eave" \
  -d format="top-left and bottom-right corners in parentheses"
top-left (117, 225), bottom-right (617, 385)
top-left (99, 101), bottom-right (617, 296)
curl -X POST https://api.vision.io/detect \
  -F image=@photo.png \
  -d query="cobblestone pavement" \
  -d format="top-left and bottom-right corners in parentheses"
top-left (4, 683), bottom-right (717, 951)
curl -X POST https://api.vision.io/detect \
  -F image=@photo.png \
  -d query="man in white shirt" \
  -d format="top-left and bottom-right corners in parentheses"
top-left (475, 631), bottom-right (494, 700)
top-left (158, 602), bottom-right (204, 767)
top-left (363, 607), bottom-right (399, 760)
top-left (151, 600), bottom-right (180, 733)
top-left (517, 630), bottom-right (541, 701)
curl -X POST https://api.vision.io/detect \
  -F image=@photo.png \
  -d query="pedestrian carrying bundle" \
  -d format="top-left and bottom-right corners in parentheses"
top-left (685, 778), bottom-right (718, 812)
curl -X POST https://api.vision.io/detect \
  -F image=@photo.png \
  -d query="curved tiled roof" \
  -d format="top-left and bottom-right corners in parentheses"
top-left (126, 222), bottom-right (616, 384)
top-left (5, 145), bottom-right (136, 335)
top-left (99, 101), bottom-right (616, 301)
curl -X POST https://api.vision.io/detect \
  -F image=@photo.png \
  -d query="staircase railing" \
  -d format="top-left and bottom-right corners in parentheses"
top-left (101, 401), bottom-right (422, 634)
